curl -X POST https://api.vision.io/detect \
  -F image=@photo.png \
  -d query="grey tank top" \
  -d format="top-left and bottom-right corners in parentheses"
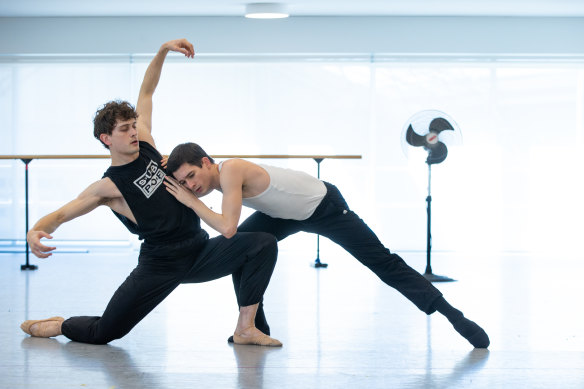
top-left (219, 162), bottom-right (326, 221)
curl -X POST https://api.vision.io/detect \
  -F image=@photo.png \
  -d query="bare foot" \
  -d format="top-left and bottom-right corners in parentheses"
top-left (233, 326), bottom-right (282, 347)
top-left (20, 316), bottom-right (65, 338)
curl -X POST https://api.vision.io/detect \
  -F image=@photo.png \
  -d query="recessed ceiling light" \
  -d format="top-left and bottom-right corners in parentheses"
top-left (245, 3), bottom-right (289, 19)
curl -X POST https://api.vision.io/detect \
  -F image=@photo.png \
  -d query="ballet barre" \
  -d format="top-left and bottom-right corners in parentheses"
top-left (0, 154), bottom-right (361, 270)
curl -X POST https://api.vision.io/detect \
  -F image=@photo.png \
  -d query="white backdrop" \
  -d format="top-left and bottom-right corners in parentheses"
top-left (1, 58), bottom-right (582, 255)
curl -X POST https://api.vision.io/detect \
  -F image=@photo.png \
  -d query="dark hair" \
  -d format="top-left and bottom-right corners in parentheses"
top-left (167, 142), bottom-right (215, 174)
top-left (93, 100), bottom-right (138, 149)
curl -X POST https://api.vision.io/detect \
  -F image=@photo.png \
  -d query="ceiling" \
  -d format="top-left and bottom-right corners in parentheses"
top-left (0, 0), bottom-right (583, 17)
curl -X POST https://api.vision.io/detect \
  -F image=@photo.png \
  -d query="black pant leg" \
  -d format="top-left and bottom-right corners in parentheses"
top-left (181, 232), bottom-right (278, 307)
top-left (61, 252), bottom-right (191, 344)
top-left (306, 184), bottom-right (443, 314)
top-left (238, 211), bottom-right (301, 240)
top-left (61, 233), bottom-right (278, 344)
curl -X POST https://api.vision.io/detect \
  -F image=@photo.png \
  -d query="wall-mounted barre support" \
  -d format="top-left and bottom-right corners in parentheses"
top-left (19, 158), bottom-right (37, 270)
top-left (312, 158), bottom-right (328, 269)
top-left (0, 154), bottom-right (361, 270)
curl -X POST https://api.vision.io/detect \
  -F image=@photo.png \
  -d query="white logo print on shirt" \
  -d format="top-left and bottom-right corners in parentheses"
top-left (133, 160), bottom-right (166, 198)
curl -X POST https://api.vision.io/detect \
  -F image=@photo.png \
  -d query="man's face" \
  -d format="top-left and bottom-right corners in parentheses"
top-left (106, 118), bottom-right (138, 154)
top-left (173, 160), bottom-right (214, 198)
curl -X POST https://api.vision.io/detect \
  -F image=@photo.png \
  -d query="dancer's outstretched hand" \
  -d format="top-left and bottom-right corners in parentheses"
top-left (27, 230), bottom-right (56, 258)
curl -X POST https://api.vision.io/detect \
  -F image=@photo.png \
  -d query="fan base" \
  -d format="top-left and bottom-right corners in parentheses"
top-left (423, 272), bottom-right (456, 283)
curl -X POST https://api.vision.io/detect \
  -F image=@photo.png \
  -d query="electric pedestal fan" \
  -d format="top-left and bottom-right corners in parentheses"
top-left (401, 110), bottom-right (462, 282)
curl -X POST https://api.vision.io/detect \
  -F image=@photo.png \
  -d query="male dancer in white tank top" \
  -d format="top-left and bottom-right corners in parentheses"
top-left (163, 143), bottom-right (490, 349)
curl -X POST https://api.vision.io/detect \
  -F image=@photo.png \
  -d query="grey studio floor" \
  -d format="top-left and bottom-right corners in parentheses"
top-left (2, 236), bottom-right (584, 389)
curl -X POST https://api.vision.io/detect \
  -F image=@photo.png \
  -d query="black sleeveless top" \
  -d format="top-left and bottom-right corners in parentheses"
top-left (103, 141), bottom-right (203, 245)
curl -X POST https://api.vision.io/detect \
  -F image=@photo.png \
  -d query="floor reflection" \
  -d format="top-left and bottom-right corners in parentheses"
top-left (400, 336), bottom-right (490, 389)
top-left (232, 344), bottom-right (282, 389)
top-left (6, 250), bottom-right (584, 388)
top-left (21, 337), bottom-right (163, 389)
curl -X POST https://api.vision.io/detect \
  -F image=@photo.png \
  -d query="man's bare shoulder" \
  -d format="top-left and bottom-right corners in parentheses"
top-left (220, 159), bottom-right (269, 197)
top-left (220, 158), bottom-right (260, 173)
top-left (218, 159), bottom-right (248, 186)
top-left (84, 177), bottom-right (123, 201)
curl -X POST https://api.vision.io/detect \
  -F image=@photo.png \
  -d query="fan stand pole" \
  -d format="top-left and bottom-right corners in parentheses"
top-left (423, 163), bottom-right (455, 282)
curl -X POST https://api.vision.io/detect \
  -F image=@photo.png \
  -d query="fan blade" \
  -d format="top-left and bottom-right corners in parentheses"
top-left (406, 125), bottom-right (427, 147)
top-left (426, 141), bottom-right (448, 165)
top-left (429, 117), bottom-right (454, 134)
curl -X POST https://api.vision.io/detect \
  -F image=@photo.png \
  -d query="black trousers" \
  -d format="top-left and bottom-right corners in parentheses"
top-left (61, 231), bottom-right (277, 344)
top-left (238, 182), bottom-right (443, 326)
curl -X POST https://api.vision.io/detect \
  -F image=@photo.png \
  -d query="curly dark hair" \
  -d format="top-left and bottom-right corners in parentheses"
top-left (93, 100), bottom-right (138, 149)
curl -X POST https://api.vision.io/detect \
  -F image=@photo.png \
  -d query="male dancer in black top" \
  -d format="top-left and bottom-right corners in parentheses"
top-left (20, 39), bottom-right (281, 347)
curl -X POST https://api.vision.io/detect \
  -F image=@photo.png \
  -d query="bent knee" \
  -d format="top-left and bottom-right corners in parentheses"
top-left (255, 232), bottom-right (278, 260)
top-left (255, 232), bottom-right (278, 248)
